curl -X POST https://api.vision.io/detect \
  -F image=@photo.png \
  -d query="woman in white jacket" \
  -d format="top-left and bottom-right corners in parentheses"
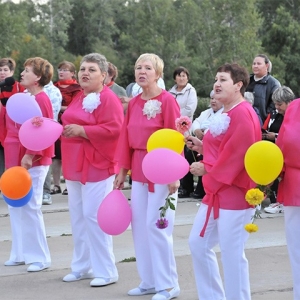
top-left (169, 66), bottom-right (197, 120)
top-left (169, 66), bottom-right (198, 198)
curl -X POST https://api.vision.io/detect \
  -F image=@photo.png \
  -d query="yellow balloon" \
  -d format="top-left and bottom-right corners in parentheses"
top-left (244, 141), bottom-right (284, 185)
top-left (147, 129), bottom-right (185, 154)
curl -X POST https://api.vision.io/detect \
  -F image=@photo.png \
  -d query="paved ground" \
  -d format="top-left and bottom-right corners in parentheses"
top-left (0, 185), bottom-right (294, 300)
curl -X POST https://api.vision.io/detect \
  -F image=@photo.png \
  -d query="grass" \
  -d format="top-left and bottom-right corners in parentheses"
top-left (120, 257), bottom-right (136, 263)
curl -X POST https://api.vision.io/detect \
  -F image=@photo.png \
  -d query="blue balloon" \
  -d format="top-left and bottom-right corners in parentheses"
top-left (3, 187), bottom-right (33, 207)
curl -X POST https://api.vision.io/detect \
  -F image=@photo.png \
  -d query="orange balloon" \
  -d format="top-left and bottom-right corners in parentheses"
top-left (0, 167), bottom-right (32, 200)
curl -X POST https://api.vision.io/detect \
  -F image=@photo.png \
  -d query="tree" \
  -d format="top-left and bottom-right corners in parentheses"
top-left (35, 0), bottom-right (74, 62)
top-left (67, 0), bottom-right (120, 55)
top-left (257, 0), bottom-right (300, 96)
top-left (185, 0), bottom-right (262, 96)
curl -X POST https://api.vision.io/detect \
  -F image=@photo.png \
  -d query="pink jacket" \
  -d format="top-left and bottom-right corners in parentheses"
top-left (61, 87), bottom-right (124, 184)
top-left (276, 99), bottom-right (300, 206)
top-left (4, 91), bottom-right (54, 168)
top-left (200, 101), bottom-right (261, 236)
top-left (116, 90), bottom-right (180, 190)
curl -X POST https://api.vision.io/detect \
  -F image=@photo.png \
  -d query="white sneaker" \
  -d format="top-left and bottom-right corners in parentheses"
top-left (128, 287), bottom-right (156, 296)
top-left (42, 193), bottom-right (52, 205)
top-left (90, 276), bottom-right (118, 287)
top-left (27, 262), bottom-right (50, 272)
top-left (152, 286), bottom-right (180, 300)
top-left (264, 203), bottom-right (284, 214)
top-left (63, 271), bottom-right (94, 282)
top-left (4, 260), bottom-right (25, 266)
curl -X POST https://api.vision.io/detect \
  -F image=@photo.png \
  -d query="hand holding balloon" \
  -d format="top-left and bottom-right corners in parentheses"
top-left (113, 169), bottom-right (128, 190)
top-left (21, 154), bottom-right (34, 170)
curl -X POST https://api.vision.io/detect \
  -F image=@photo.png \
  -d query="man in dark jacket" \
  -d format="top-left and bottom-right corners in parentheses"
top-left (246, 54), bottom-right (281, 122)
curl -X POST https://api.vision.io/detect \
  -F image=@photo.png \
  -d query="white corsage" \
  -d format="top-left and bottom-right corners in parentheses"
top-left (209, 113), bottom-right (231, 137)
top-left (142, 99), bottom-right (162, 120)
top-left (82, 93), bottom-right (101, 113)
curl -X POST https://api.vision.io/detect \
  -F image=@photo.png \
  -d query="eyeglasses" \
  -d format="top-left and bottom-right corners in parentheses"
top-left (57, 69), bottom-right (70, 72)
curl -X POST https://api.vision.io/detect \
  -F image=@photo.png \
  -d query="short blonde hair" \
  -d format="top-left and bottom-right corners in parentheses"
top-left (134, 53), bottom-right (164, 78)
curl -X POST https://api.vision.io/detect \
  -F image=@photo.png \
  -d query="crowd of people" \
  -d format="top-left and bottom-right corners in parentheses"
top-left (0, 52), bottom-right (299, 300)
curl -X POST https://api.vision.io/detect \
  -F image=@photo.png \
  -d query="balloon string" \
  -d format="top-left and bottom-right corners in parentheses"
top-left (32, 157), bottom-right (42, 163)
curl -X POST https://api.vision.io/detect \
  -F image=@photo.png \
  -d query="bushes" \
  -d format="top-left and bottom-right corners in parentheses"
top-left (193, 97), bottom-right (210, 120)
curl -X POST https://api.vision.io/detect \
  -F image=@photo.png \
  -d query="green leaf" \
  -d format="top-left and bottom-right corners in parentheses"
top-left (169, 202), bottom-right (176, 210)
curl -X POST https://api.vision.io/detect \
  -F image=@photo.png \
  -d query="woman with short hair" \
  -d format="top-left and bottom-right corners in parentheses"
top-left (4, 57), bottom-right (54, 272)
top-left (246, 54), bottom-right (281, 122)
top-left (114, 53), bottom-right (181, 300)
top-left (262, 86), bottom-right (295, 213)
top-left (61, 53), bottom-right (124, 287)
top-left (51, 61), bottom-right (82, 196)
top-left (187, 63), bottom-right (261, 299)
top-left (169, 66), bottom-right (198, 199)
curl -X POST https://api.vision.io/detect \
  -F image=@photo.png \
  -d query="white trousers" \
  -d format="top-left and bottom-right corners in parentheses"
top-left (130, 181), bottom-right (179, 291)
top-left (8, 165), bottom-right (51, 264)
top-left (66, 176), bottom-right (118, 278)
top-left (284, 206), bottom-right (300, 300)
top-left (189, 203), bottom-right (253, 300)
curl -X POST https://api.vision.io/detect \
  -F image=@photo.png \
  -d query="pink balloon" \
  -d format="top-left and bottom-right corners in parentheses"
top-left (142, 148), bottom-right (189, 184)
top-left (19, 117), bottom-right (63, 151)
top-left (97, 190), bottom-right (132, 235)
top-left (6, 93), bottom-right (42, 124)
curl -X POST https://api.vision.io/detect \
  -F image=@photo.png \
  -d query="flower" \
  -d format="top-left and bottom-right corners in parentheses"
top-left (245, 223), bottom-right (258, 233)
top-left (156, 218), bottom-right (169, 229)
top-left (31, 116), bottom-right (44, 127)
top-left (156, 196), bottom-right (176, 229)
top-left (175, 116), bottom-right (196, 161)
top-left (142, 99), bottom-right (162, 120)
top-left (209, 113), bottom-right (231, 137)
top-left (244, 184), bottom-right (270, 233)
top-left (245, 188), bottom-right (265, 206)
top-left (175, 116), bottom-right (192, 135)
top-left (82, 92), bottom-right (101, 113)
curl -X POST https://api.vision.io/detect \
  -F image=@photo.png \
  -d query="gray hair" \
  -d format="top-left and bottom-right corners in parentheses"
top-left (272, 86), bottom-right (295, 104)
top-left (80, 53), bottom-right (108, 73)
top-left (244, 92), bottom-right (254, 105)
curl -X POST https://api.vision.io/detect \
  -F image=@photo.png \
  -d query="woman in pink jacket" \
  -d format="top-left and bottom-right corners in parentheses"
top-left (114, 53), bottom-right (181, 300)
top-left (187, 63), bottom-right (261, 300)
top-left (61, 53), bottom-right (124, 287)
top-left (276, 97), bottom-right (299, 300)
top-left (3, 57), bottom-right (54, 272)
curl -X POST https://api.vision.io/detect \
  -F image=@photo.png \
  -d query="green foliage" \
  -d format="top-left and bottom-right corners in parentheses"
top-left (0, 0), bottom-right (298, 97)
top-left (120, 257), bottom-right (136, 263)
top-left (258, 3), bottom-right (300, 96)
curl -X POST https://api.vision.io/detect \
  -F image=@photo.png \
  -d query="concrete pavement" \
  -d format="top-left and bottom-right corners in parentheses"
top-left (0, 187), bottom-right (294, 300)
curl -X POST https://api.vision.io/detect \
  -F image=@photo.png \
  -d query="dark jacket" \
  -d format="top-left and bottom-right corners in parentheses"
top-left (246, 74), bottom-right (281, 122)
